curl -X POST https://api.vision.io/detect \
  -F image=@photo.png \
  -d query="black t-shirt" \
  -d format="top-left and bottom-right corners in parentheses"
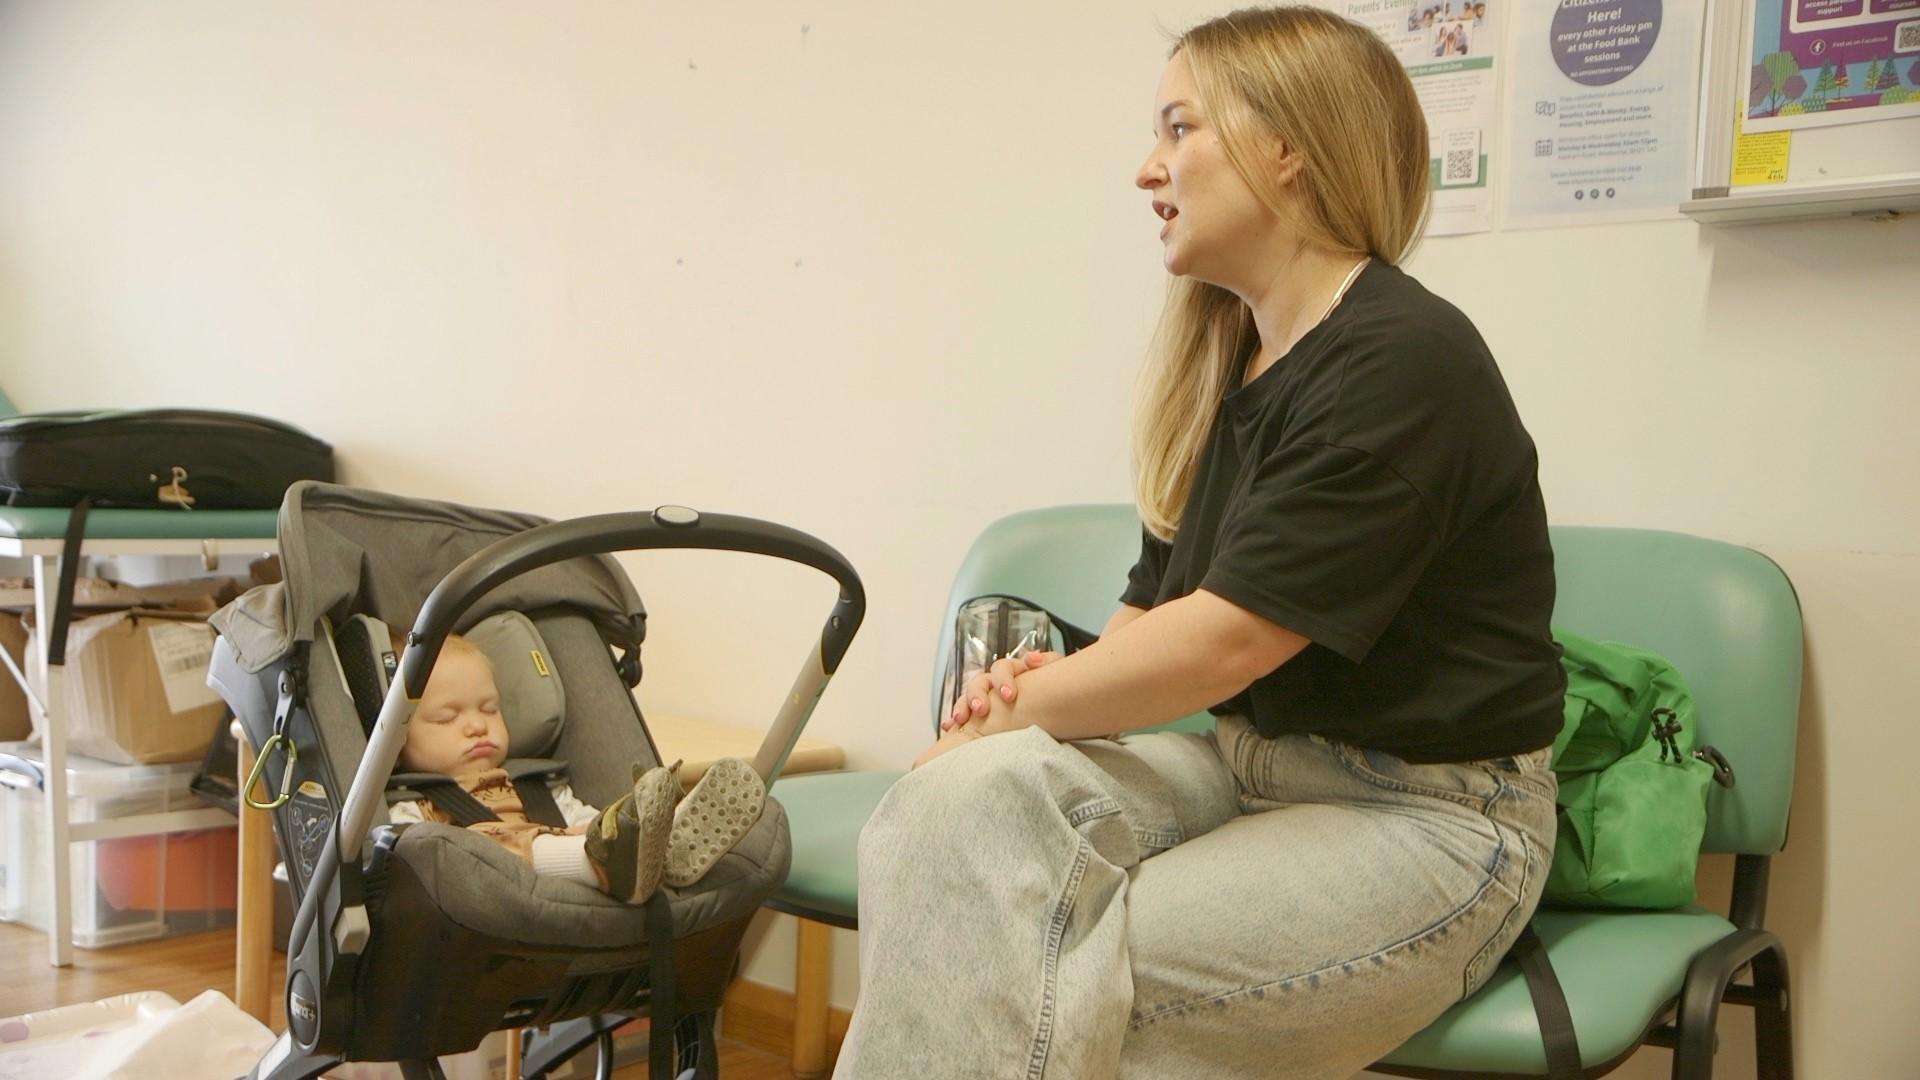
top-left (1121, 261), bottom-right (1564, 763)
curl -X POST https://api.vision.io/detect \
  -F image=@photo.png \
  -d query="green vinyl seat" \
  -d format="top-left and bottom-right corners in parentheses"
top-left (769, 509), bottom-right (1799, 1080)
top-left (766, 769), bottom-right (903, 927)
top-left (1374, 525), bottom-right (1800, 1080)
top-left (0, 505), bottom-right (281, 541)
top-left (1378, 906), bottom-right (1739, 1073)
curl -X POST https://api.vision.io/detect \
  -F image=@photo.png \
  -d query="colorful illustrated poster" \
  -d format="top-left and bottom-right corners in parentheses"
top-left (1501, 0), bottom-right (1701, 228)
top-left (1745, 0), bottom-right (1920, 132)
top-left (1343, 0), bottom-right (1498, 236)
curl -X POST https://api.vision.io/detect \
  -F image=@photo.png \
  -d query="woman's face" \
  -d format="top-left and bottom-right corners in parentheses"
top-left (1134, 53), bottom-right (1280, 291)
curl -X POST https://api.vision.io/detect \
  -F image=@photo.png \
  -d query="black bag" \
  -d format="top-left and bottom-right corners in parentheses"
top-left (0, 408), bottom-right (334, 509)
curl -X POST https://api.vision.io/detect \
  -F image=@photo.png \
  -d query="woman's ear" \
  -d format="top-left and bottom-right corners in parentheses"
top-left (1270, 139), bottom-right (1305, 188)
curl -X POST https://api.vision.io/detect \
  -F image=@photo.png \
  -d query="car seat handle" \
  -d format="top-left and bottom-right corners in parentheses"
top-left (336, 507), bottom-right (865, 866)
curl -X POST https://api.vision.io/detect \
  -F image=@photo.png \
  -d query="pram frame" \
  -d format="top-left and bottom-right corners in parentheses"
top-left (235, 498), bottom-right (864, 1079)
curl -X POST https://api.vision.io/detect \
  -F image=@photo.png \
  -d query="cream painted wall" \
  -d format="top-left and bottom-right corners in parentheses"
top-left (2, 3), bottom-right (1914, 1076)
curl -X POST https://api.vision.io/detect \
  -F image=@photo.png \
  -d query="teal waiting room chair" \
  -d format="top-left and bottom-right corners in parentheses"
top-left (768, 507), bottom-right (1800, 1080)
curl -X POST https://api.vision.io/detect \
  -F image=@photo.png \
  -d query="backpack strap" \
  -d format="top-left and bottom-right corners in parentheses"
top-left (1053, 611), bottom-right (1099, 654)
top-left (1511, 921), bottom-right (1583, 1080)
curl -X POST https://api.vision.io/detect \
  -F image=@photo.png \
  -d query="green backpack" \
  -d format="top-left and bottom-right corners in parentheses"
top-left (1543, 630), bottom-right (1735, 909)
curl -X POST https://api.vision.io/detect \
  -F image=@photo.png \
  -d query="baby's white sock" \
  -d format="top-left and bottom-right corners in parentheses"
top-left (530, 833), bottom-right (600, 887)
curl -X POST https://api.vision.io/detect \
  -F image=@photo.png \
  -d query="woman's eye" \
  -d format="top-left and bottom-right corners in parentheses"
top-left (1169, 123), bottom-right (1190, 140)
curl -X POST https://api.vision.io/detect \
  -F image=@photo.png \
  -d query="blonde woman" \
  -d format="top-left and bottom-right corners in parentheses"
top-left (836, 7), bottom-right (1562, 1078)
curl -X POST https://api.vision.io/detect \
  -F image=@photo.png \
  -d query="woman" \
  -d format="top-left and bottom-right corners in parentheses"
top-left (835, 7), bottom-right (1563, 1078)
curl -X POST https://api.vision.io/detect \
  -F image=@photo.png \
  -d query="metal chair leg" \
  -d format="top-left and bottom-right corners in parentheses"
top-left (1674, 928), bottom-right (1789, 1080)
top-left (1752, 941), bottom-right (1794, 1080)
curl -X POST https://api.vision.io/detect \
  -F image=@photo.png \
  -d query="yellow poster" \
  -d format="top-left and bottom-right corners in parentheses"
top-left (1732, 113), bottom-right (1790, 187)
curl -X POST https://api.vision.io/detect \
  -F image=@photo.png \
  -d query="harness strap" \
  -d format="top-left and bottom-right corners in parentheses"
top-left (645, 889), bottom-right (677, 1080)
top-left (512, 776), bottom-right (569, 829)
top-left (412, 774), bottom-right (573, 832)
top-left (415, 781), bottom-right (501, 827)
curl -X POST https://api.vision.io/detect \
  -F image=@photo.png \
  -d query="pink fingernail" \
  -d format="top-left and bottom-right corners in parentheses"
top-left (971, 698), bottom-right (983, 712)
top-left (1001, 686), bottom-right (1014, 701)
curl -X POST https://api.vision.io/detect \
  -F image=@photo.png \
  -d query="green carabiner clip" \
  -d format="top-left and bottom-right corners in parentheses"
top-left (243, 732), bottom-right (299, 811)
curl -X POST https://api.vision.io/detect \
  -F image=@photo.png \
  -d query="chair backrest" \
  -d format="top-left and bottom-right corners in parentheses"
top-left (1548, 526), bottom-right (1801, 855)
top-left (930, 507), bottom-right (1803, 856)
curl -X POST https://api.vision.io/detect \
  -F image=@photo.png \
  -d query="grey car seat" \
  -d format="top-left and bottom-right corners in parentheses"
top-left (208, 482), bottom-right (863, 1080)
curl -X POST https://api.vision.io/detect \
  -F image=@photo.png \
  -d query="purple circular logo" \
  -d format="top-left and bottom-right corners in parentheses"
top-left (1550, 0), bottom-right (1661, 86)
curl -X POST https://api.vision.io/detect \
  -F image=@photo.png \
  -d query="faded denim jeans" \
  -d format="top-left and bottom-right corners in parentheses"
top-left (833, 716), bottom-right (1556, 1080)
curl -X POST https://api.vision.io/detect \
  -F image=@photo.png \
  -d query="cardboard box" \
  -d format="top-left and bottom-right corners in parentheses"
top-left (0, 613), bottom-right (28, 742)
top-left (25, 607), bottom-right (225, 765)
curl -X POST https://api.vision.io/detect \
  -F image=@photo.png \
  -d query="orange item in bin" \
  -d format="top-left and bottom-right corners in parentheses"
top-left (96, 828), bottom-right (239, 912)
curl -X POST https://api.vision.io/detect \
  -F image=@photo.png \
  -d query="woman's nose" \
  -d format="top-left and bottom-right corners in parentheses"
top-left (1135, 153), bottom-right (1165, 191)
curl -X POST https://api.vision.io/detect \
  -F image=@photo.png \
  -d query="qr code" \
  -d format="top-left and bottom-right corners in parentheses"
top-left (1896, 20), bottom-right (1919, 52)
top-left (1445, 148), bottom-right (1476, 182)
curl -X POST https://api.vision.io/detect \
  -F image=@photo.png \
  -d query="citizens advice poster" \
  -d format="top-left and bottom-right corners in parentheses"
top-left (1343, 0), bottom-right (1499, 236)
top-left (1501, 0), bottom-right (1702, 228)
top-left (1745, 0), bottom-right (1920, 132)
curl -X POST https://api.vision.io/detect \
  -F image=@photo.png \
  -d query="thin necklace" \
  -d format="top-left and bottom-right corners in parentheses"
top-left (1245, 256), bottom-right (1371, 388)
top-left (1317, 255), bottom-right (1370, 325)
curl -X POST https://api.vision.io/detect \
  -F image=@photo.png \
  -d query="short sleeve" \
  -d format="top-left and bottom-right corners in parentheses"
top-left (1200, 442), bottom-right (1443, 663)
top-left (1120, 526), bottom-right (1171, 610)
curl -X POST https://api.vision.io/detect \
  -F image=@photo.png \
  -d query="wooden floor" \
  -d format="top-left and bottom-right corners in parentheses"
top-left (0, 920), bottom-right (799, 1079)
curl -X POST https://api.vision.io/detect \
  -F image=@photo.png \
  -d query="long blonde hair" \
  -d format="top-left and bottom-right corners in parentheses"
top-left (1132, 6), bottom-right (1429, 540)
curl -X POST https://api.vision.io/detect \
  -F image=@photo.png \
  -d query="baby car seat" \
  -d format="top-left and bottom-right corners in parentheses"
top-left (208, 482), bottom-right (863, 1080)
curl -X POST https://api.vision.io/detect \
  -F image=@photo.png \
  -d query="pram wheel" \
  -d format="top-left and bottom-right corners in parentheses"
top-left (516, 1011), bottom-right (716, 1080)
top-left (674, 1011), bottom-right (718, 1080)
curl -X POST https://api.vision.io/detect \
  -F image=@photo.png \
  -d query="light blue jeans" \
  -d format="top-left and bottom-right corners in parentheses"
top-left (834, 716), bottom-right (1556, 1079)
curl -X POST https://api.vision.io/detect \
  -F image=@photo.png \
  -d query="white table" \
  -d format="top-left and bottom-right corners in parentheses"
top-left (0, 508), bottom-right (275, 966)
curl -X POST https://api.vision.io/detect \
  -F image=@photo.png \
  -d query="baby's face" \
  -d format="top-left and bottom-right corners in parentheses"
top-left (399, 646), bottom-right (510, 777)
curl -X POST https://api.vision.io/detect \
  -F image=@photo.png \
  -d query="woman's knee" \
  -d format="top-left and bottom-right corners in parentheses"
top-left (858, 728), bottom-right (1074, 854)
top-left (885, 728), bottom-right (1054, 811)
